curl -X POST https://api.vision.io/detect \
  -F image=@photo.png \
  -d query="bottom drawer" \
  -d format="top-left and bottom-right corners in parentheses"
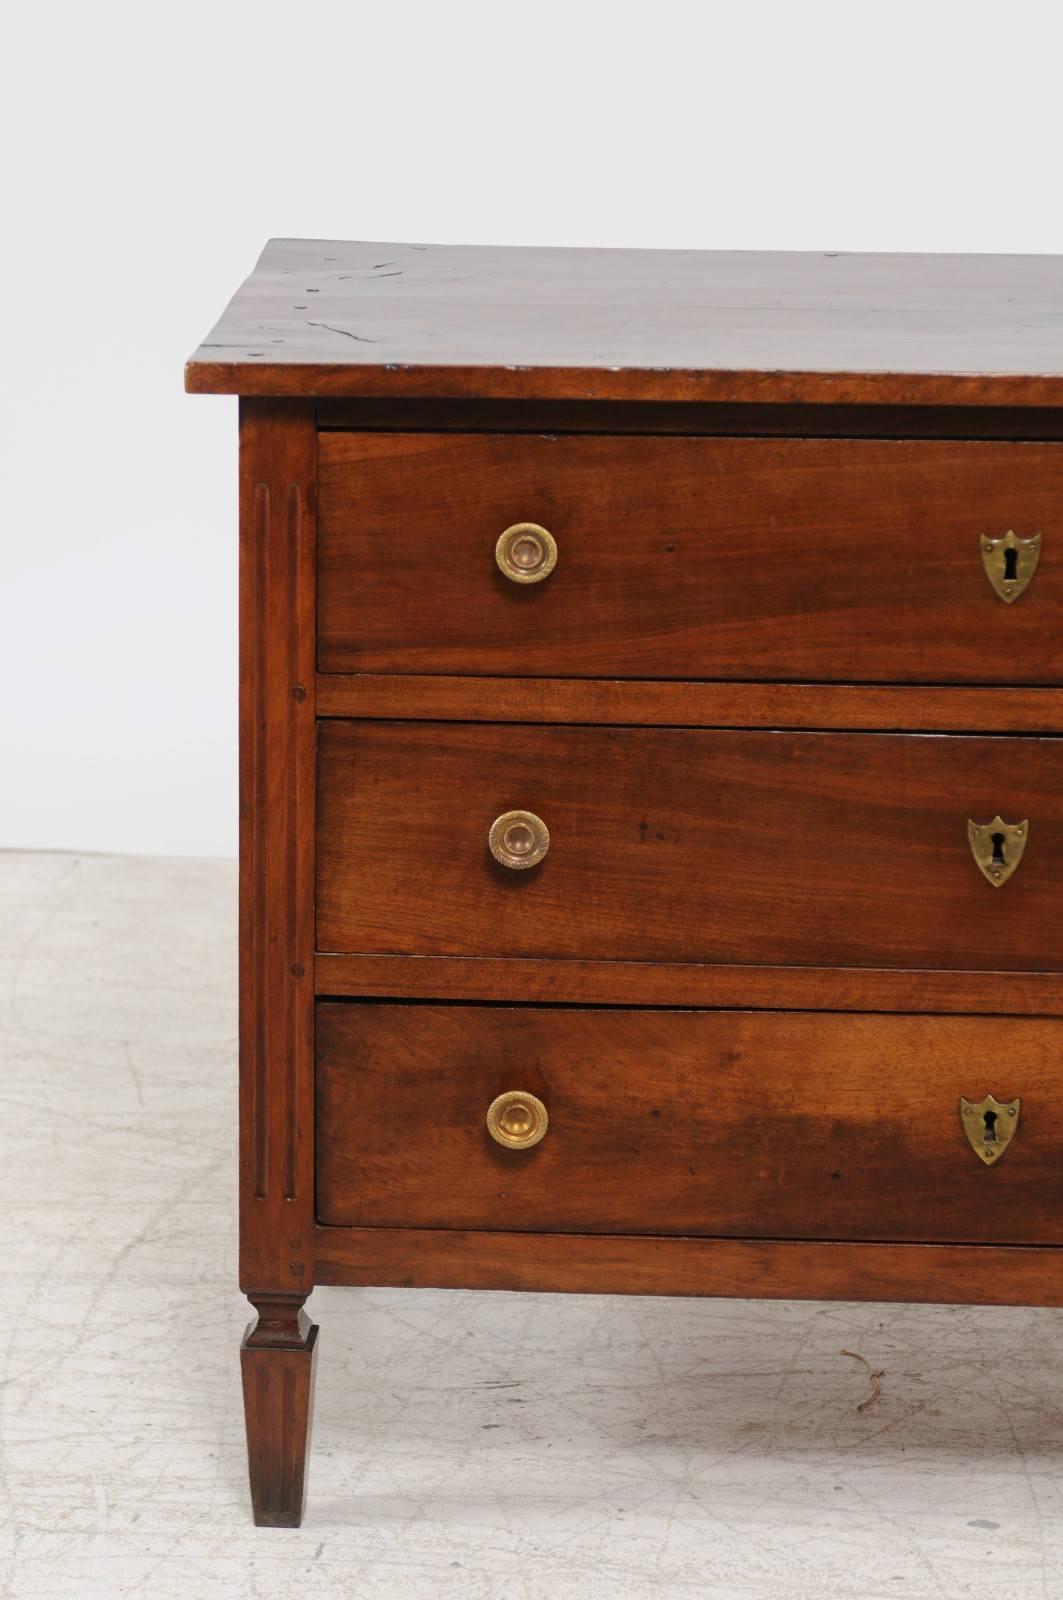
top-left (315, 1004), bottom-right (1063, 1244)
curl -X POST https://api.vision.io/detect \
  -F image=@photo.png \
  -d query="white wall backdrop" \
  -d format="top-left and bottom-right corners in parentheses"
top-left (3, 0), bottom-right (1062, 857)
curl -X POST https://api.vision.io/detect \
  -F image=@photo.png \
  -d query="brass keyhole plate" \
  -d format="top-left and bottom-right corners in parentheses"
top-left (960, 1094), bottom-right (1021, 1164)
top-left (967, 816), bottom-right (1028, 887)
top-left (980, 530), bottom-right (1041, 603)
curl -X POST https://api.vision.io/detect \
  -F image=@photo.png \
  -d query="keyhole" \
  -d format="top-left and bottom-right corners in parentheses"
top-left (991, 831), bottom-right (1007, 866)
top-left (1003, 546), bottom-right (1019, 582)
top-left (983, 1109), bottom-right (999, 1144)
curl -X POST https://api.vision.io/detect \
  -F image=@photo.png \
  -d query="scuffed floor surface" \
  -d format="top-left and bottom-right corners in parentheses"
top-left (2, 851), bottom-right (1062, 1599)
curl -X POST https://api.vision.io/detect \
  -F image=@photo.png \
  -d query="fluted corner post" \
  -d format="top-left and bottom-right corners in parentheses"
top-left (238, 399), bottom-right (318, 1524)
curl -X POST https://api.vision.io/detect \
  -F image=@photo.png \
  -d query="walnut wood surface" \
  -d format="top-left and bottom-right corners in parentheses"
top-left (317, 434), bottom-right (1063, 682)
top-left (238, 400), bottom-right (317, 1297)
top-left (313, 953), bottom-right (1063, 1014)
top-left (313, 1226), bottom-right (1063, 1307)
top-left (316, 1004), bottom-right (1063, 1243)
top-left (316, 675), bottom-right (1063, 733)
top-left (316, 722), bottom-right (1063, 971)
top-left (186, 240), bottom-right (1063, 406)
top-left (199, 250), bottom-right (1063, 1529)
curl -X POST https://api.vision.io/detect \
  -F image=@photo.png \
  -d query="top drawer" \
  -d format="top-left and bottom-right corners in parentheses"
top-left (317, 433), bottom-right (1063, 683)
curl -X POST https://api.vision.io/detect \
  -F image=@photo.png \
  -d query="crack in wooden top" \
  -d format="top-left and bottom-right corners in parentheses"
top-left (187, 238), bottom-right (1063, 406)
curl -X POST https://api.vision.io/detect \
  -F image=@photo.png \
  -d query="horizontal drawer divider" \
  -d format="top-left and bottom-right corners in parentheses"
top-left (313, 954), bottom-right (1063, 1015)
top-left (307, 989), bottom-right (1063, 1019)
top-left (315, 675), bottom-right (1063, 732)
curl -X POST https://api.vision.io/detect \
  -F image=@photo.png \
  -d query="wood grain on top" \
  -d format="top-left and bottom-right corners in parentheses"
top-left (186, 238), bottom-right (1063, 405)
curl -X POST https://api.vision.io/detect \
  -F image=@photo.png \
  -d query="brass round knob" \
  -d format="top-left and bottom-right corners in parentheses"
top-left (489, 810), bottom-right (550, 870)
top-left (495, 522), bottom-right (557, 584)
top-left (487, 1090), bottom-right (549, 1149)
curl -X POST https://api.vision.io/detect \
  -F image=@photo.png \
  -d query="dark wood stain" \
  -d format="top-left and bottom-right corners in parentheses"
top-left (317, 1004), bottom-right (1063, 1244)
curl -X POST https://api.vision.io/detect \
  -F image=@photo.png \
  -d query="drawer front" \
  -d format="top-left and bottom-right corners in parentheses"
top-left (316, 1004), bottom-right (1063, 1242)
top-left (316, 721), bottom-right (1063, 970)
top-left (317, 434), bottom-right (1063, 682)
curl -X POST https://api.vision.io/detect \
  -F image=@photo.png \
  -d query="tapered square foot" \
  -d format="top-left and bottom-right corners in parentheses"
top-left (241, 1312), bottom-right (319, 1527)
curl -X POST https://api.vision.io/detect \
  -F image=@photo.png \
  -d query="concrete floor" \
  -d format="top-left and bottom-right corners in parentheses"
top-left (2, 851), bottom-right (1062, 1599)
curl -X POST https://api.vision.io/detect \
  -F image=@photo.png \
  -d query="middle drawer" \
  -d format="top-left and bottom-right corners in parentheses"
top-left (317, 721), bottom-right (1063, 971)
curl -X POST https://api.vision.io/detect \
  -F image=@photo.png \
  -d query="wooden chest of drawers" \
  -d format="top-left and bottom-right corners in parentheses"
top-left (188, 239), bottom-right (1063, 1526)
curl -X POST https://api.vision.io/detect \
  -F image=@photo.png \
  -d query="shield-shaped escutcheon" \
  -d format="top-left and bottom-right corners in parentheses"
top-left (959, 1093), bottom-right (1021, 1165)
top-left (967, 815), bottom-right (1028, 886)
top-left (980, 530), bottom-right (1041, 602)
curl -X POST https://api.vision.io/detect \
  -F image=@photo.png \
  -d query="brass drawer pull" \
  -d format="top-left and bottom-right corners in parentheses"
top-left (967, 815), bottom-right (1028, 886)
top-left (980, 530), bottom-right (1041, 602)
top-left (489, 809), bottom-right (550, 869)
top-left (496, 522), bottom-right (557, 584)
top-left (487, 1090), bottom-right (549, 1149)
top-left (960, 1094), bottom-right (1020, 1164)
